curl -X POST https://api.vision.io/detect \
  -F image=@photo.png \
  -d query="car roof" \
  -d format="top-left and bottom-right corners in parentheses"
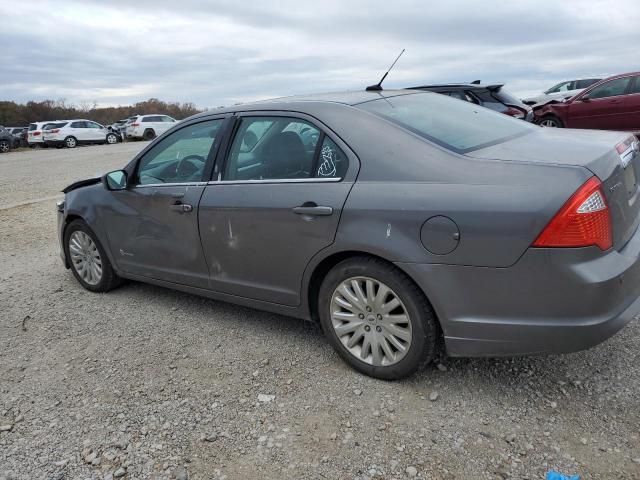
top-left (408, 83), bottom-right (504, 90)
top-left (190, 89), bottom-right (421, 118)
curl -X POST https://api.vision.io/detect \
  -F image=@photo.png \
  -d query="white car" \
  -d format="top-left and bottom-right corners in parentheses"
top-left (27, 121), bottom-right (60, 147)
top-left (43, 119), bottom-right (119, 148)
top-left (125, 114), bottom-right (177, 140)
top-left (522, 78), bottom-right (602, 105)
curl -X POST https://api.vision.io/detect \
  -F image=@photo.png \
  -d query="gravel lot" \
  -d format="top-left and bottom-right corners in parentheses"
top-left (1, 143), bottom-right (639, 480)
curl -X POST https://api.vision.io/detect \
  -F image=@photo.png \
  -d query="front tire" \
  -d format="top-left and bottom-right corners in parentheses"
top-left (64, 220), bottom-right (122, 292)
top-left (539, 115), bottom-right (564, 128)
top-left (318, 257), bottom-right (438, 380)
top-left (65, 136), bottom-right (78, 148)
top-left (0, 140), bottom-right (9, 153)
top-left (106, 133), bottom-right (118, 144)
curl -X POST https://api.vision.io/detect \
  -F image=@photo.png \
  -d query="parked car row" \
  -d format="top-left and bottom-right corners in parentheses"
top-left (0, 126), bottom-right (23, 153)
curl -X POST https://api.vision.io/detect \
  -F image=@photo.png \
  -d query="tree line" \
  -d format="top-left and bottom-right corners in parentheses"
top-left (0, 98), bottom-right (204, 127)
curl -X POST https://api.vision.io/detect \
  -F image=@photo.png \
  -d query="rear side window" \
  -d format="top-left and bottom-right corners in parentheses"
top-left (357, 92), bottom-right (534, 153)
top-left (587, 77), bottom-right (632, 99)
top-left (316, 137), bottom-right (348, 179)
top-left (224, 117), bottom-right (321, 181)
top-left (71, 121), bottom-right (86, 128)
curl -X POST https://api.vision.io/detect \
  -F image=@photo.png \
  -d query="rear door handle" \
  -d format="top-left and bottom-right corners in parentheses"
top-left (169, 203), bottom-right (193, 213)
top-left (292, 205), bottom-right (333, 216)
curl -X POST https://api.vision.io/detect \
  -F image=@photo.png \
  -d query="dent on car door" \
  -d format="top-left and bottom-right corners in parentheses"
top-left (101, 118), bottom-right (227, 287)
top-left (198, 114), bottom-right (357, 306)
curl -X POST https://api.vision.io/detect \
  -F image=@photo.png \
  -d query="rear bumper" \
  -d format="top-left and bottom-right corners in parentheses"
top-left (397, 226), bottom-right (640, 357)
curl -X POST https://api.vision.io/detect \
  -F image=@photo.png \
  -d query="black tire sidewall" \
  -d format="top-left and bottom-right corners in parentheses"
top-left (64, 220), bottom-right (114, 292)
top-left (318, 258), bottom-right (436, 380)
top-left (144, 130), bottom-right (155, 140)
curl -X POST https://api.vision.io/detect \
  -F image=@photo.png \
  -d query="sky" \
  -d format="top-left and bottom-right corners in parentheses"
top-left (1, 0), bottom-right (639, 108)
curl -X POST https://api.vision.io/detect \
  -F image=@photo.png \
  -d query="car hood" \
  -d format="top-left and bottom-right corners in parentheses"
top-left (62, 177), bottom-right (101, 193)
top-left (466, 127), bottom-right (631, 180)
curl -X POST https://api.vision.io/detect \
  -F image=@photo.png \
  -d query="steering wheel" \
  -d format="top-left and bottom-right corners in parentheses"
top-left (176, 154), bottom-right (206, 178)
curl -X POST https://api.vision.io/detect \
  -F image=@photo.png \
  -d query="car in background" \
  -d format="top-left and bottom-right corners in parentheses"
top-left (43, 119), bottom-right (119, 148)
top-left (57, 89), bottom-right (640, 380)
top-left (535, 72), bottom-right (640, 132)
top-left (522, 78), bottom-right (602, 106)
top-left (28, 121), bottom-right (59, 147)
top-left (109, 119), bottom-right (129, 136)
top-left (0, 126), bottom-right (19, 153)
top-left (125, 114), bottom-right (177, 140)
top-left (6, 127), bottom-right (27, 147)
top-left (408, 82), bottom-right (534, 121)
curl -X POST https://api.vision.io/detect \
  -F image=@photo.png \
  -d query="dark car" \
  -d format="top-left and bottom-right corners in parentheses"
top-left (0, 126), bottom-right (19, 153)
top-left (408, 82), bottom-right (534, 121)
top-left (5, 127), bottom-right (27, 147)
top-left (57, 89), bottom-right (640, 380)
top-left (535, 72), bottom-right (640, 133)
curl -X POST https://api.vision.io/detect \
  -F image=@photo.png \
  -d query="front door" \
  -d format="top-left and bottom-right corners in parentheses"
top-left (198, 113), bottom-right (357, 306)
top-left (102, 117), bottom-right (227, 287)
top-left (568, 76), bottom-right (633, 130)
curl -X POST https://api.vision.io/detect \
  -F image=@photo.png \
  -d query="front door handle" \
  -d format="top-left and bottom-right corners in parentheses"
top-left (169, 203), bottom-right (193, 213)
top-left (292, 205), bottom-right (333, 216)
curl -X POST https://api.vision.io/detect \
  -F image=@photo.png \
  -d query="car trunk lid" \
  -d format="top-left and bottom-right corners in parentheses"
top-left (467, 128), bottom-right (640, 251)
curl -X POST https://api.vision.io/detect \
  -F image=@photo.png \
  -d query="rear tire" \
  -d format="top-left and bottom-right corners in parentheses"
top-left (143, 129), bottom-right (156, 141)
top-left (65, 136), bottom-right (77, 148)
top-left (539, 115), bottom-right (564, 128)
top-left (318, 256), bottom-right (438, 380)
top-left (64, 219), bottom-right (122, 293)
top-left (0, 140), bottom-right (9, 153)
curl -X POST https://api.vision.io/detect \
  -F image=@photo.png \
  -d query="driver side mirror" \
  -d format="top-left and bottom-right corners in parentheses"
top-left (104, 170), bottom-right (128, 190)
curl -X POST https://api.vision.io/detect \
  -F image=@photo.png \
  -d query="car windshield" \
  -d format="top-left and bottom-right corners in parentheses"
top-left (357, 92), bottom-right (534, 153)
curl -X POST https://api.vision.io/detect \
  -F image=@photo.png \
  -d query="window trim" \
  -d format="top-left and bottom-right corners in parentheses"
top-left (579, 76), bottom-right (634, 101)
top-left (212, 111), bottom-right (356, 184)
top-left (130, 117), bottom-right (229, 187)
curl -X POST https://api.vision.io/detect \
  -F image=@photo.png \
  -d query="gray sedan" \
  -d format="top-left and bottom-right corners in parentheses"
top-left (57, 90), bottom-right (640, 380)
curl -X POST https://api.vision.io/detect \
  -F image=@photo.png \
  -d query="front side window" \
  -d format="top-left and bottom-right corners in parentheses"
top-left (546, 81), bottom-right (571, 94)
top-left (136, 119), bottom-right (224, 185)
top-left (224, 117), bottom-right (321, 181)
top-left (357, 92), bottom-right (534, 153)
top-left (87, 121), bottom-right (102, 129)
top-left (162, 116), bottom-right (176, 123)
top-left (587, 77), bottom-right (631, 99)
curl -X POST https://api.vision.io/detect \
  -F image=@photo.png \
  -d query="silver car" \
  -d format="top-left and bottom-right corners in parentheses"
top-left (57, 90), bottom-right (640, 380)
top-left (523, 78), bottom-right (602, 105)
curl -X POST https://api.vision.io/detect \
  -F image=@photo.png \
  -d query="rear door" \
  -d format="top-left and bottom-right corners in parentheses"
top-left (198, 112), bottom-right (358, 306)
top-left (568, 76), bottom-right (633, 130)
top-left (101, 117), bottom-right (228, 287)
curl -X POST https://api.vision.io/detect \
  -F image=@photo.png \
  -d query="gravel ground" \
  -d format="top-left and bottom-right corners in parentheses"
top-left (1, 144), bottom-right (639, 480)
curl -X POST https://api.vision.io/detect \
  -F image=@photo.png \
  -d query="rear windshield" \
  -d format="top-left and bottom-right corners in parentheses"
top-left (491, 88), bottom-right (525, 107)
top-left (357, 92), bottom-right (534, 153)
top-left (29, 123), bottom-right (37, 131)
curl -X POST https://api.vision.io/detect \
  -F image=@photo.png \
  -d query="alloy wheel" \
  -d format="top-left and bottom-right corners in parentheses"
top-left (540, 119), bottom-right (558, 127)
top-left (0, 141), bottom-right (9, 153)
top-left (330, 276), bottom-right (412, 366)
top-left (69, 231), bottom-right (103, 286)
top-left (106, 133), bottom-right (117, 144)
top-left (66, 137), bottom-right (77, 148)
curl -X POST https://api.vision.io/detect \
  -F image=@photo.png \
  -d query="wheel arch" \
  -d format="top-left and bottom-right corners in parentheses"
top-left (305, 250), bottom-right (442, 333)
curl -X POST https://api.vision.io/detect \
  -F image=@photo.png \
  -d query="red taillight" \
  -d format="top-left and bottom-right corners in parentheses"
top-left (533, 177), bottom-right (612, 250)
top-left (131, 123), bottom-right (140, 127)
top-left (33, 131), bottom-right (41, 136)
top-left (503, 107), bottom-right (525, 119)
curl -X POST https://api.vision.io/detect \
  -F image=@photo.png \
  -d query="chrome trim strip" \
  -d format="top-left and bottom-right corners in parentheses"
top-left (133, 182), bottom-right (207, 188)
top-left (206, 178), bottom-right (342, 185)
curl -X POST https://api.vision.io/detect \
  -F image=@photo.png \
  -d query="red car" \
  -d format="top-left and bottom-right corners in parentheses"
top-left (535, 72), bottom-right (640, 133)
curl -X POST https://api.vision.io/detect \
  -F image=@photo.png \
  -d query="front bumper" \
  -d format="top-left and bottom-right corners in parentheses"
top-left (398, 226), bottom-right (640, 357)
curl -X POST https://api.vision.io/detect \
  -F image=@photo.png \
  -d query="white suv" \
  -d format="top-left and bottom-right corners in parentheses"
top-left (126, 114), bottom-right (177, 140)
top-left (28, 121), bottom-right (60, 147)
top-left (43, 119), bottom-right (119, 148)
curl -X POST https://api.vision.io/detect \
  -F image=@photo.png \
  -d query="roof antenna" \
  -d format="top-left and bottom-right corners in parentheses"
top-left (366, 49), bottom-right (405, 92)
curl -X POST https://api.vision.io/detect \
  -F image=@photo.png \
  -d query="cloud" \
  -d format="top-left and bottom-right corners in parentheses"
top-left (1, 0), bottom-right (639, 107)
